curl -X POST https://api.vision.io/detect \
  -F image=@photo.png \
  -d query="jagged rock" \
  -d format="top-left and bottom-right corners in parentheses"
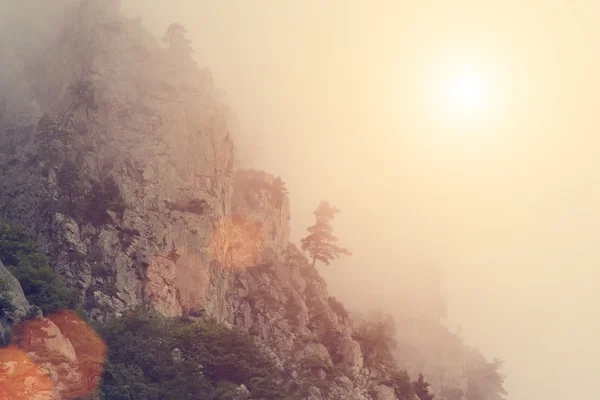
top-left (10, 311), bottom-right (106, 399)
top-left (0, 1), bottom-right (234, 321)
top-left (338, 337), bottom-right (364, 378)
top-left (0, 261), bottom-right (30, 345)
top-left (144, 255), bottom-right (182, 316)
top-left (231, 170), bottom-right (291, 265)
top-left (0, 345), bottom-right (53, 400)
top-left (374, 385), bottom-right (397, 400)
top-left (305, 386), bottom-right (322, 400)
top-left (299, 342), bottom-right (332, 365)
top-left (235, 384), bottom-right (250, 399)
top-left (0, 262), bottom-right (29, 318)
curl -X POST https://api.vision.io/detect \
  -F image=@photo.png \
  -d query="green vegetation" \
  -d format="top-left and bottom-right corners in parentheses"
top-left (413, 373), bottom-right (435, 400)
top-left (301, 201), bottom-right (351, 267)
top-left (98, 310), bottom-right (284, 400)
top-left (352, 312), bottom-right (397, 368)
top-left (57, 159), bottom-right (83, 207)
top-left (0, 222), bottom-right (77, 314)
top-left (34, 111), bottom-right (75, 162)
top-left (353, 312), bottom-right (436, 399)
top-left (0, 293), bottom-right (16, 320)
top-left (389, 369), bottom-right (415, 400)
top-left (34, 110), bottom-right (126, 226)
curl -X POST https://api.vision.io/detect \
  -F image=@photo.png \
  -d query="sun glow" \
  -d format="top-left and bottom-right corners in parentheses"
top-left (440, 64), bottom-right (490, 121)
top-left (446, 70), bottom-right (487, 113)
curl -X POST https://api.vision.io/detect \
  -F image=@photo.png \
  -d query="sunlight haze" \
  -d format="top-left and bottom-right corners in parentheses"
top-left (0, 0), bottom-right (598, 398)
top-left (119, 1), bottom-right (600, 399)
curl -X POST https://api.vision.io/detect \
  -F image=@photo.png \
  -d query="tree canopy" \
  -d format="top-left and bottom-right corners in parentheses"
top-left (414, 373), bottom-right (435, 400)
top-left (300, 201), bottom-right (351, 267)
top-left (98, 310), bottom-right (284, 400)
top-left (0, 222), bottom-right (77, 314)
top-left (162, 23), bottom-right (193, 57)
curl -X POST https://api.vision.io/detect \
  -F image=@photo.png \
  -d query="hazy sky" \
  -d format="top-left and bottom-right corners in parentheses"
top-left (118, 1), bottom-right (600, 399)
top-left (3, 0), bottom-right (598, 398)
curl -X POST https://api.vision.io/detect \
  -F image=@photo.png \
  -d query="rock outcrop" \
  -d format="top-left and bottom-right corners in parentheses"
top-left (0, 261), bottom-right (31, 345)
top-left (0, 310), bottom-right (105, 400)
top-left (0, 0), bottom-right (234, 322)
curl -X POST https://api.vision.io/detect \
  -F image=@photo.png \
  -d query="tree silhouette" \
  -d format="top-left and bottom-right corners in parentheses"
top-left (68, 79), bottom-right (96, 116)
top-left (162, 23), bottom-right (193, 56)
top-left (35, 112), bottom-right (75, 161)
top-left (413, 374), bottom-right (435, 400)
top-left (352, 312), bottom-right (397, 368)
top-left (301, 201), bottom-right (351, 267)
top-left (465, 353), bottom-right (507, 400)
top-left (57, 160), bottom-right (81, 209)
top-left (35, 113), bottom-right (59, 158)
top-left (55, 112), bottom-right (75, 160)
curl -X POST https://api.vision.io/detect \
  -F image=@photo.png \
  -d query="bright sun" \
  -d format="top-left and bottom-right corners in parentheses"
top-left (447, 72), bottom-right (486, 112)
top-left (442, 66), bottom-right (489, 119)
top-left (395, 49), bottom-right (508, 134)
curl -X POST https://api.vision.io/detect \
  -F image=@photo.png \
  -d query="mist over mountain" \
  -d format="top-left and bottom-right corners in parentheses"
top-left (0, 1), bottom-right (508, 399)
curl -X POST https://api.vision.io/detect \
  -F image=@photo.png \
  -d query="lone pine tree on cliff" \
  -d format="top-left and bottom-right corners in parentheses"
top-left (301, 201), bottom-right (351, 267)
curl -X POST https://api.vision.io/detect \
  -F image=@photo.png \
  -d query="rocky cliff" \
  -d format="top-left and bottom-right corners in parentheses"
top-left (0, 2), bottom-right (502, 400)
top-left (0, 0), bottom-right (235, 322)
top-left (0, 261), bottom-right (30, 345)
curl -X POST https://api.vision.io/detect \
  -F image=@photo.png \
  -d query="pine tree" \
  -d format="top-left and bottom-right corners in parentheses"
top-left (413, 374), bottom-right (435, 400)
top-left (163, 23), bottom-right (193, 56)
top-left (35, 113), bottom-right (59, 158)
top-left (56, 112), bottom-right (75, 160)
top-left (57, 160), bottom-right (81, 208)
top-left (352, 312), bottom-right (397, 368)
top-left (301, 201), bottom-right (351, 267)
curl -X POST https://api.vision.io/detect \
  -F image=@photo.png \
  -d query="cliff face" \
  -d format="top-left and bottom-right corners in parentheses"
top-left (0, 0), bottom-right (234, 322)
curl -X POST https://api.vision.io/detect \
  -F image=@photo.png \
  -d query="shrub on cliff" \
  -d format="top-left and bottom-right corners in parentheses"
top-left (98, 310), bottom-right (284, 400)
top-left (0, 293), bottom-right (16, 320)
top-left (465, 351), bottom-right (507, 400)
top-left (352, 311), bottom-right (397, 369)
top-left (0, 222), bottom-right (77, 314)
top-left (84, 176), bottom-right (126, 226)
top-left (234, 169), bottom-right (289, 208)
top-left (327, 296), bottom-right (349, 320)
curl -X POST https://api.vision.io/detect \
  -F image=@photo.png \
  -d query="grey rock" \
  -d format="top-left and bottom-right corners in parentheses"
top-left (0, 260), bottom-right (31, 344)
top-left (374, 385), bottom-right (397, 400)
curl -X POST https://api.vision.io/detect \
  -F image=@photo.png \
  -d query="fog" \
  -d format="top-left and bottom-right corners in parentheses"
top-left (4, 1), bottom-right (600, 399)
